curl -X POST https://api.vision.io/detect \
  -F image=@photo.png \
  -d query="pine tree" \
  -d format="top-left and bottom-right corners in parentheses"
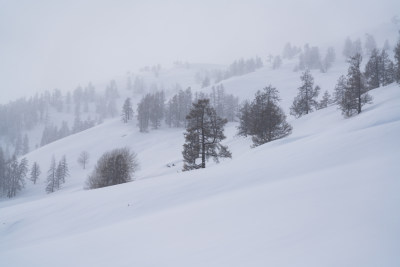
top-left (46, 156), bottom-right (57, 193)
top-left (336, 54), bottom-right (372, 117)
top-left (290, 69), bottom-right (320, 118)
top-left (238, 86), bottom-right (292, 147)
top-left (55, 162), bottom-right (64, 187)
top-left (22, 134), bottom-right (29, 155)
top-left (14, 134), bottom-right (23, 156)
top-left (364, 48), bottom-right (381, 90)
top-left (395, 38), bottom-right (400, 83)
top-left (0, 148), bottom-right (5, 195)
top-left (321, 47), bottom-right (336, 72)
top-left (380, 49), bottom-right (395, 86)
top-left (121, 98), bottom-right (134, 123)
top-left (343, 37), bottom-right (354, 58)
top-left (318, 90), bottom-right (332, 109)
top-left (6, 156), bottom-right (28, 198)
top-left (30, 162), bottom-right (41, 184)
top-left (364, 33), bottom-right (377, 56)
top-left (59, 155), bottom-right (69, 184)
top-left (137, 94), bottom-right (151, 132)
top-left (237, 100), bottom-right (253, 137)
top-left (182, 99), bottom-right (231, 171)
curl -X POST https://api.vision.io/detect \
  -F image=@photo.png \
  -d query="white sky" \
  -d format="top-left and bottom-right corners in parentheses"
top-left (0, 0), bottom-right (399, 103)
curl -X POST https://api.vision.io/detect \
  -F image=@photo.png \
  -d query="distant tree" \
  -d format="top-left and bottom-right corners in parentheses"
top-left (380, 49), bottom-right (395, 86)
top-left (237, 100), bottom-right (253, 137)
top-left (46, 156), bottom-right (58, 193)
top-left (298, 44), bottom-right (322, 70)
top-left (353, 38), bottom-right (363, 56)
top-left (149, 91), bottom-right (165, 129)
top-left (272, 56), bottom-right (282, 69)
top-left (107, 99), bottom-right (118, 118)
top-left (238, 86), bottom-right (292, 147)
top-left (201, 76), bottom-right (210, 88)
top-left (78, 151), bottom-right (90, 169)
top-left (0, 148), bottom-right (6, 195)
top-left (6, 156), bottom-right (28, 198)
top-left (14, 134), bottom-right (23, 156)
top-left (182, 99), bottom-right (231, 171)
top-left (336, 54), bottom-right (372, 117)
top-left (364, 33), bottom-right (377, 56)
top-left (137, 94), bottom-right (151, 132)
top-left (59, 155), bottom-right (69, 184)
top-left (58, 121), bottom-right (70, 139)
top-left (343, 37), bottom-right (354, 58)
top-left (395, 37), bottom-right (400, 83)
top-left (383, 39), bottom-right (391, 51)
top-left (137, 91), bottom-right (165, 131)
top-left (126, 74), bottom-right (133, 91)
top-left (282, 42), bottom-right (299, 59)
top-left (121, 98), bottom-right (134, 123)
top-left (30, 162), bottom-right (41, 184)
top-left (290, 69), bottom-right (320, 118)
top-left (321, 47), bottom-right (336, 72)
top-left (364, 48), bottom-right (381, 89)
top-left (318, 90), bottom-right (332, 109)
top-left (165, 88), bottom-right (193, 128)
top-left (22, 134), bottom-right (29, 155)
top-left (86, 148), bottom-right (139, 189)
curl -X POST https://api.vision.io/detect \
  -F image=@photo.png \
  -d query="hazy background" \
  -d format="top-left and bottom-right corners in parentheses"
top-left (1, 0), bottom-right (399, 103)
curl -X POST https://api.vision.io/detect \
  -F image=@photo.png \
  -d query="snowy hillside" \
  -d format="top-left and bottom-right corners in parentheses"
top-left (1, 76), bottom-right (399, 266)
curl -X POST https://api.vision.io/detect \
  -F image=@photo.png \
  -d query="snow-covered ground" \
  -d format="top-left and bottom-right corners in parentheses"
top-left (1, 59), bottom-right (399, 266)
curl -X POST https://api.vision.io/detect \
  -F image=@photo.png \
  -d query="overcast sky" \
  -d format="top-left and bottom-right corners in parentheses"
top-left (1, 0), bottom-right (399, 103)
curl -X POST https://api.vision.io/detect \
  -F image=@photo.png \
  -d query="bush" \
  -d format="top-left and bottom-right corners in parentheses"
top-left (85, 147), bottom-right (139, 189)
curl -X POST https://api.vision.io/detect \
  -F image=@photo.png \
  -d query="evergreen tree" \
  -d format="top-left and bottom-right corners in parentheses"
top-left (364, 48), bottom-right (381, 89)
top-left (137, 94), bottom-right (151, 132)
top-left (238, 86), bottom-right (292, 147)
top-left (272, 56), bottom-right (282, 69)
top-left (46, 156), bottom-right (57, 193)
top-left (14, 134), bottom-right (23, 156)
top-left (30, 162), bottom-right (41, 184)
top-left (395, 37), bottom-right (400, 83)
top-left (237, 100), bottom-right (253, 137)
top-left (55, 162), bottom-right (64, 187)
top-left (0, 148), bottom-right (5, 195)
top-left (380, 49), bottom-right (395, 86)
top-left (290, 70), bottom-right (320, 118)
top-left (343, 37), bottom-right (354, 58)
top-left (6, 156), bottom-right (28, 198)
top-left (149, 91), bottom-right (165, 129)
top-left (126, 74), bottom-right (133, 91)
top-left (336, 54), bottom-right (372, 117)
top-left (318, 90), bottom-right (332, 109)
top-left (59, 155), bottom-right (69, 184)
top-left (22, 134), bottom-right (29, 155)
top-left (364, 33), bottom-right (377, 56)
top-left (121, 98), bottom-right (134, 123)
top-left (321, 47), bottom-right (336, 72)
top-left (182, 99), bottom-right (231, 171)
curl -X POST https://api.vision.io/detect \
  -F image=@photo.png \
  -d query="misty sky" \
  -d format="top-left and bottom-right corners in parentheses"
top-left (1, 0), bottom-right (399, 103)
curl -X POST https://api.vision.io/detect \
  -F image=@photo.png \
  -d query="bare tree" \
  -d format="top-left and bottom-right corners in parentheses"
top-left (78, 151), bottom-right (90, 169)
top-left (85, 148), bottom-right (139, 189)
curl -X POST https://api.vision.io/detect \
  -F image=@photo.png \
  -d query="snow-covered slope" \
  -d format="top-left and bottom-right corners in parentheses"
top-left (1, 80), bottom-right (399, 266)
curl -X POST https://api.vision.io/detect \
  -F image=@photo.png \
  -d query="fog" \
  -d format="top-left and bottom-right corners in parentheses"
top-left (1, 0), bottom-right (399, 103)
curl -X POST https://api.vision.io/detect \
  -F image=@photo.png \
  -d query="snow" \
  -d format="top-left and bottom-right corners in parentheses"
top-left (1, 60), bottom-right (400, 266)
